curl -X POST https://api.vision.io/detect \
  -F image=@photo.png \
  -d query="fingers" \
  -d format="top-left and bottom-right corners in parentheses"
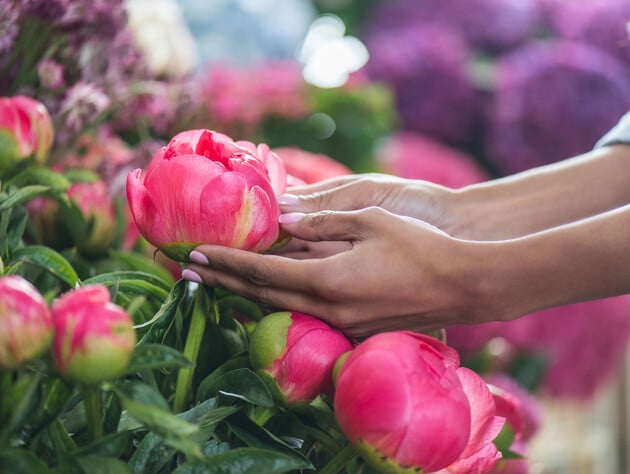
top-left (279, 179), bottom-right (375, 214)
top-left (285, 175), bottom-right (359, 195)
top-left (278, 209), bottom-right (376, 243)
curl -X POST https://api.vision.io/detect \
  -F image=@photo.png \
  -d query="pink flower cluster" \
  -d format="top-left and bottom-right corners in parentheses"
top-left (0, 275), bottom-right (136, 384)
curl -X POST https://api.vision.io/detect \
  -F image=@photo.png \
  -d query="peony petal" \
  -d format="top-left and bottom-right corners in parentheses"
top-left (126, 168), bottom-right (169, 246)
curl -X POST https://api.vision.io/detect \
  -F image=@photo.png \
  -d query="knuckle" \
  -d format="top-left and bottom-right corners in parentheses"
top-left (243, 261), bottom-right (271, 287)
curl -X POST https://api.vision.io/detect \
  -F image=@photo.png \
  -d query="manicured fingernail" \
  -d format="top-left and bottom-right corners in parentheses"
top-left (189, 250), bottom-right (208, 264)
top-left (182, 269), bottom-right (202, 283)
top-left (277, 194), bottom-right (300, 206)
top-left (279, 212), bottom-right (306, 224)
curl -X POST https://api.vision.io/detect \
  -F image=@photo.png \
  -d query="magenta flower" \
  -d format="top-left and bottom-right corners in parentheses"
top-left (51, 285), bottom-right (136, 384)
top-left (334, 331), bottom-right (504, 473)
top-left (273, 147), bottom-right (352, 185)
top-left (0, 95), bottom-right (54, 177)
top-left (249, 311), bottom-right (353, 407)
top-left (0, 275), bottom-right (53, 369)
top-left (127, 129), bottom-right (287, 261)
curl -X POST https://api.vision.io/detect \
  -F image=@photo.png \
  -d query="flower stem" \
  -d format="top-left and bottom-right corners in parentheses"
top-left (82, 385), bottom-right (103, 440)
top-left (173, 286), bottom-right (210, 413)
top-left (318, 442), bottom-right (358, 474)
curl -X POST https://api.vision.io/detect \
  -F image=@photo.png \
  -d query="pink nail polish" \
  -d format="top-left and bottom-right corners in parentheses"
top-left (279, 212), bottom-right (306, 224)
top-left (182, 269), bottom-right (202, 283)
top-left (189, 250), bottom-right (209, 264)
top-left (276, 194), bottom-right (300, 206)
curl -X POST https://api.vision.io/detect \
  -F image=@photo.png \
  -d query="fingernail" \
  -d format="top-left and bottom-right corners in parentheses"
top-left (277, 194), bottom-right (300, 206)
top-left (182, 269), bottom-right (202, 283)
top-left (189, 250), bottom-right (209, 264)
top-left (279, 212), bottom-right (306, 224)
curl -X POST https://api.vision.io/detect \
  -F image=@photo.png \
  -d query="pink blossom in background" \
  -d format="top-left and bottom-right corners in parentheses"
top-left (378, 131), bottom-right (488, 187)
top-left (334, 331), bottom-right (504, 473)
top-left (249, 311), bottom-right (353, 406)
top-left (127, 129), bottom-right (287, 261)
top-left (447, 296), bottom-right (630, 399)
top-left (273, 147), bottom-right (352, 184)
top-left (0, 275), bottom-right (53, 369)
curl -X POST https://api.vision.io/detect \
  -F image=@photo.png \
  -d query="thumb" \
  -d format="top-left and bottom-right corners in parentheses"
top-left (278, 209), bottom-right (374, 242)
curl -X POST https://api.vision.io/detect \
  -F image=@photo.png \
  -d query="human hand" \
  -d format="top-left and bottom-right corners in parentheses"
top-left (183, 206), bottom-right (493, 337)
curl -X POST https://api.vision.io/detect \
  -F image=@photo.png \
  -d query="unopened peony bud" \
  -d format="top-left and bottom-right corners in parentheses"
top-left (0, 96), bottom-right (54, 177)
top-left (249, 311), bottom-right (353, 407)
top-left (52, 285), bottom-right (136, 384)
top-left (0, 276), bottom-right (53, 369)
top-left (334, 331), bottom-right (504, 473)
top-left (127, 129), bottom-right (287, 261)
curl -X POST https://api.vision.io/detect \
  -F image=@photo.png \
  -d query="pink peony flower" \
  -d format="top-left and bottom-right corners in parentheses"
top-left (0, 95), bottom-right (54, 177)
top-left (334, 331), bottom-right (504, 473)
top-left (51, 285), bottom-right (136, 384)
top-left (249, 311), bottom-right (353, 407)
top-left (378, 131), bottom-right (488, 188)
top-left (0, 275), bottom-right (53, 369)
top-left (273, 147), bottom-right (352, 185)
top-left (67, 180), bottom-right (117, 256)
top-left (126, 129), bottom-right (287, 261)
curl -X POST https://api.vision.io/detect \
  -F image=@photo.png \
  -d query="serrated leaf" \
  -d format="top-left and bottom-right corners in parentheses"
top-left (172, 447), bottom-right (312, 474)
top-left (125, 343), bottom-right (192, 374)
top-left (9, 245), bottom-right (78, 286)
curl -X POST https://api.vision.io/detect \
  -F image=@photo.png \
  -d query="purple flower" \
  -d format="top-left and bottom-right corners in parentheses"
top-left (365, 23), bottom-right (478, 145)
top-left (58, 81), bottom-right (110, 143)
top-left (0, 2), bottom-right (20, 58)
top-left (485, 39), bottom-right (630, 174)
top-left (545, 0), bottom-right (630, 66)
top-left (37, 58), bottom-right (64, 90)
top-left (22, 0), bottom-right (68, 23)
top-left (363, 0), bottom-right (541, 54)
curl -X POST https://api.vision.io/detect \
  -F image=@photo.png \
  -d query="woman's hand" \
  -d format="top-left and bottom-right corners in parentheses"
top-left (184, 207), bottom-right (495, 337)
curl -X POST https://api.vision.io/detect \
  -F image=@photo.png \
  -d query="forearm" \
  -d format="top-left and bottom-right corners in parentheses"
top-left (466, 204), bottom-right (630, 323)
top-left (446, 144), bottom-right (630, 240)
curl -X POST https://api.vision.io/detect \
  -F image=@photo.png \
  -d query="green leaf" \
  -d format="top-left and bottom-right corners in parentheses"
top-left (110, 250), bottom-right (176, 286)
top-left (1, 372), bottom-right (42, 438)
top-left (8, 245), bottom-right (78, 286)
top-left (138, 279), bottom-right (187, 344)
top-left (125, 343), bottom-right (192, 374)
top-left (196, 357), bottom-right (251, 403)
top-left (9, 166), bottom-right (71, 191)
top-left (115, 381), bottom-right (170, 411)
top-left (81, 274), bottom-right (169, 300)
top-left (0, 449), bottom-right (50, 474)
top-left (214, 369), bottom-right (274, 407)
top-left (172, 447), bottom-right (313, 474)
top-left (75, 456), bottom-right (133, 474)
top-left (0, 184), bottom-right (50, 211)
top-left (71, 431), bottom-right (130, 459)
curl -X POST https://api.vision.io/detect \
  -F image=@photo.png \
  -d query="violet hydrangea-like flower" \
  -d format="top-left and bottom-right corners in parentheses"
top-left (334, 331), bottom-right (504, 473)
top-left (51, 285), bottom-right (136, 384)
top-left (249, 311), bottom-right (353, 407)
top-left (0, 275), bottom-right (53, 370)
top-left (127, 129), bottom-right (287, 261)
top-left (365, 23), bottom-right (478, 145)
top-left (485, 39), bottom-right (630, 174)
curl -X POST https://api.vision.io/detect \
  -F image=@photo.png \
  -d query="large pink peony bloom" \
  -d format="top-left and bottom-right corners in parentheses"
top-left (334, 331), bottom-right (504, 473)
top-left (0, 275), bottom-right (53, 369)
top-left (126, 129), bottom-right (287, 261)
top-left (52, 285), bottom-right (136, 384)
top-left (0, 95), bottom-right (54, 177)
top-left (249, 311), bottom-right (353, 407)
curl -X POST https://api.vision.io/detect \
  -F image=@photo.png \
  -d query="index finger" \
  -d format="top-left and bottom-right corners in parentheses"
top-left (190, 244), bottom-right (319, 291)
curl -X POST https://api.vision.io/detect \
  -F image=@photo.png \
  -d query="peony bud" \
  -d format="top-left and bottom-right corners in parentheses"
top-left (334, 331), bottom-right (504, 473)
top-left (0, 276), bottom-right (53, 369)
top-left (249, 311), bottom-right (353, 407)
top-left (67, 180), bottom-right (117, 256)
top-left (51, 285), bottom-right (136, 384)
top-left (0, 96), bottom-right (54, 177)
top-left (127, 129), bottom-right (287, 261)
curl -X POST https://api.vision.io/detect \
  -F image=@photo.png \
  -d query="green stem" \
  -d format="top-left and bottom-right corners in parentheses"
top-left (173, 286), bottom-right (210, 413)
top-left (82, 385), bottom-right (103, 440)
top-left (319, 442), bottom-right (359, 474)
top-left (251, 406), bottom-right (276, 427)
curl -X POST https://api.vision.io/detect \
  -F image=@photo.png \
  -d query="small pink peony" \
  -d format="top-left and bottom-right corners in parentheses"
top-left (0, 95), bottom-right (54, 177)
top-left (334, 331), bottom-right (504, 473)
top-left (0, 275), bottom-right (53, 369)
top-left (52, 285), bottom-right (136, 384)
top-left (127, 129), bottom-right (287, 261)
top-left (273, 147), bottom-right (352, 185)
top-left (249, 311), bottom-right (353, 407)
